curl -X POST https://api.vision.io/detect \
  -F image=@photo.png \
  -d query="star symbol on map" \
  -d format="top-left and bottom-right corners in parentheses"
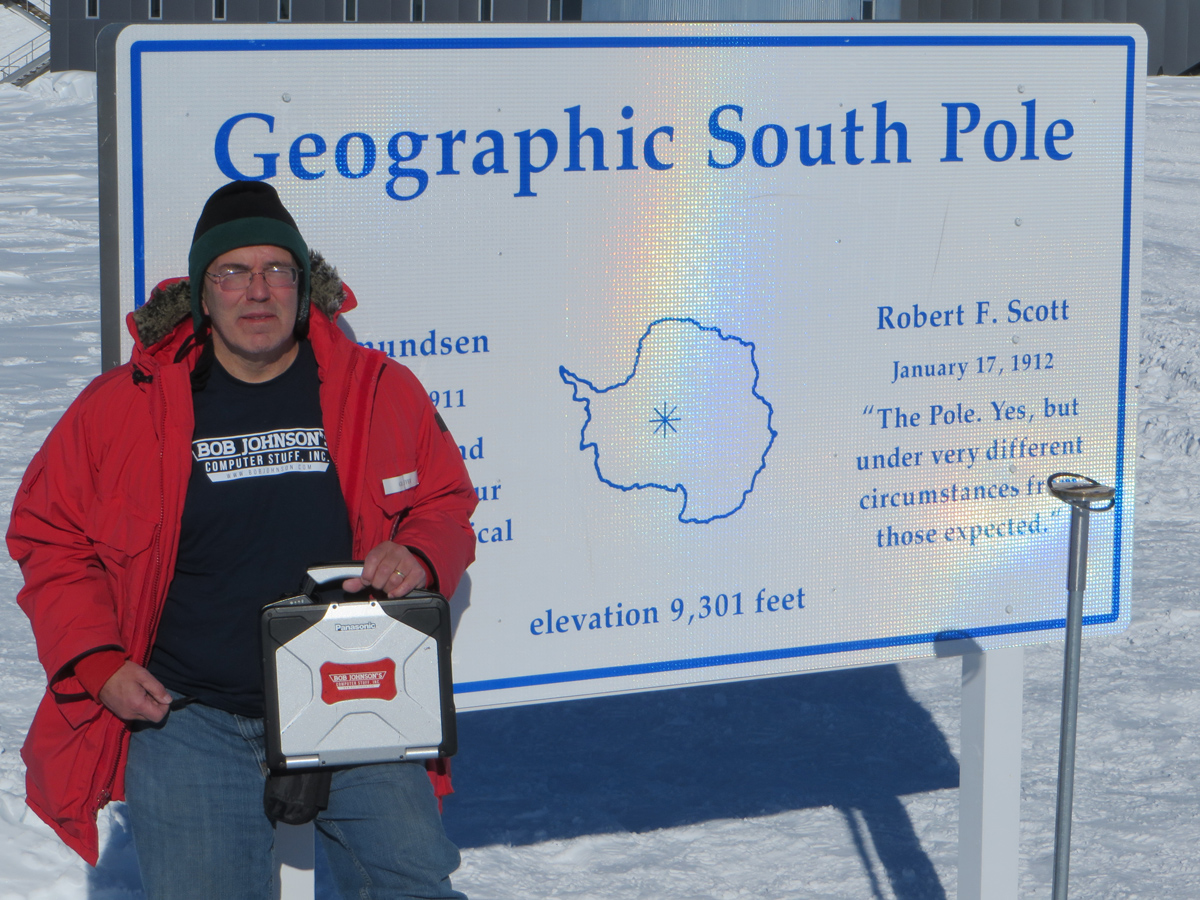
top-left (650, 403), bottom-right (680, 437)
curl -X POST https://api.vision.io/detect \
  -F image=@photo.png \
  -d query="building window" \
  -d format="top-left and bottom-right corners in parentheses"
top-left (86, 0), bottom-right (99, 18)
top-left (413, 0), bottom-right (423, 20)
top-left (861, 0), bottom-right (874, 17)
top-left (480, 0), bottom-right (491, 20)
top-left (278, 0), bottom-right (290, 20)
top-left (149, 0), bottom-right (161, 19)
top-left (344, 0), bottom-right (356, 20)
top-left (213, 0), bottom-right (225, 20)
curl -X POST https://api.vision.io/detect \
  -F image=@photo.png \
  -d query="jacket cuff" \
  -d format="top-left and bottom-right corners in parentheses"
top-left (405, 546), bottom-right (436, 592)
top-left (74, 650), bottom-right (127, 701)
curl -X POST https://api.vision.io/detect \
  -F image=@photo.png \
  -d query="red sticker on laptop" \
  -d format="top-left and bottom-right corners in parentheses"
top-left (320, 659), bottom-right (398, 704)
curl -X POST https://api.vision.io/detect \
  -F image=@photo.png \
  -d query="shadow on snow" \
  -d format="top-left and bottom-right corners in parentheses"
top-left (447, 663), bottom-right (957, 900)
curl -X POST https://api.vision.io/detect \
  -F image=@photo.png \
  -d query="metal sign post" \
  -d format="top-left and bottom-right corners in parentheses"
top-left (274, 822), bottom-right (314, 900)
top-left (957, 643), bottom-right (1024, 900)
top-left (1046, 472), bottom-right (1116, 900)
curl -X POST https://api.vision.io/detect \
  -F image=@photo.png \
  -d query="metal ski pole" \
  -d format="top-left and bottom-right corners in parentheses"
top-left (1046, 472), bottom-right (1115, 900)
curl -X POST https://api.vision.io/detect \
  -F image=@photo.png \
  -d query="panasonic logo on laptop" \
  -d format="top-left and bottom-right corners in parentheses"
top-left (335, 622), bottom-right (377, 632)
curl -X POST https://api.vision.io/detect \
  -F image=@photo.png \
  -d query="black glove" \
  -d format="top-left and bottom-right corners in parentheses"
top-left (263, 769), bottom-right (332, 826)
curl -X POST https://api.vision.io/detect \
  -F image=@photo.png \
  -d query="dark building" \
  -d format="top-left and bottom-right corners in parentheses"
top-left (53, 0), bottom-right (578, 72)
top-left (895, 0), bottom-right (1200, 80)
top-left (53, 0), bottom-right (1195, 76)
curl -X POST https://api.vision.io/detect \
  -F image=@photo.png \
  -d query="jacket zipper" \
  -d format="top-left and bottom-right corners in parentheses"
top-left (333, 355), bottom-right (385, 550)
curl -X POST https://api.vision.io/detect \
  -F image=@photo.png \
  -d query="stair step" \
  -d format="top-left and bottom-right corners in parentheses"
top-left (14, 60), bottom-right (49, 87)
top-left (3, 50), bottom-right (50, 87)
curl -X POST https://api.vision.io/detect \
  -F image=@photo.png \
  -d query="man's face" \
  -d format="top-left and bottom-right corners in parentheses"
top-left (201, 244), bottom-right (299, 380)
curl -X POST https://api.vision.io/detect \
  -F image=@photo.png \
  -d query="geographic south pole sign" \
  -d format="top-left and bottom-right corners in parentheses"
top-left (99, 22), bottom-right (1144, 710)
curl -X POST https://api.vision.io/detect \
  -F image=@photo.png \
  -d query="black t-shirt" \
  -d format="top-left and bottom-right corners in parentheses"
top-left (149, 343), bottom-right (353, 717)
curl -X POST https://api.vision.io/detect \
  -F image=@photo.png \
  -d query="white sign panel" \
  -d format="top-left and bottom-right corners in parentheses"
top-left (100, 23), bottom-right (1144, 709)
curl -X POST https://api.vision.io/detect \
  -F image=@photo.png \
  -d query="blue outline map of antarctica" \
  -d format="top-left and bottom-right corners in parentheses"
top-left (559, 317), bottom-right (777, 524)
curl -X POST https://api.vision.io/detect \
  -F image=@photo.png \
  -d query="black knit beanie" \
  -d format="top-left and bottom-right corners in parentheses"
top-left (188, 181), bottom-right (312, 335)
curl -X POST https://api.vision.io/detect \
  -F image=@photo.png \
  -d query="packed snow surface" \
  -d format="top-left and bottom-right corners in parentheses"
top-left (0, 72), bottom-right (1198, 899)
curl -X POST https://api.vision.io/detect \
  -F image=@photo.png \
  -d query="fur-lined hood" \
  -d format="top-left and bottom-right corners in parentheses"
top-left (129, 250), bottom-right (347, 349)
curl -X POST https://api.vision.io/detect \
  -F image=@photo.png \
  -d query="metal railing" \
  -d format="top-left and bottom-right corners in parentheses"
top-left (0, 31), bottom-right (50, 82)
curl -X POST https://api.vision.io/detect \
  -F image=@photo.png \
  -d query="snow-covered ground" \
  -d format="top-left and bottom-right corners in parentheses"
top-left (0, 71), bottom-right (1198, 899)
top-left (0, 7), bottom-right (48, 65)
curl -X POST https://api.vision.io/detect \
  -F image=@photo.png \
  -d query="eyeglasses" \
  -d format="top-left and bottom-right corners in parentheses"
top-left (205, 264), bottom-right (299, 292)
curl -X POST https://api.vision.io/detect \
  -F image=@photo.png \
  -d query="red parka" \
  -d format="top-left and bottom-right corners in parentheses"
top-left (7, 258), bottom-right (477, 863)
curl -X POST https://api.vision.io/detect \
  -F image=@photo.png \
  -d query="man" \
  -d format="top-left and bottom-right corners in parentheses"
top-left (8, 181), bottom-right (477, 899)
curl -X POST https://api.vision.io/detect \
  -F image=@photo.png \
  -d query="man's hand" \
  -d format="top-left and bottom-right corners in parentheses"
top-left (98, 661), bottom-right (173, 723)
top-left (342, 542), bottom-right (428, 598)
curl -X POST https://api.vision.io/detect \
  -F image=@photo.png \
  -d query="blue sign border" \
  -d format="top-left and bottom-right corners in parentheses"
top-left (124, 31), bottom-right (1138, 697)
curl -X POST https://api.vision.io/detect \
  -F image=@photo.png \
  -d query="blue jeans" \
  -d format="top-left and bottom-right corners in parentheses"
top-left (124, 700), bottom-right (466, 900)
